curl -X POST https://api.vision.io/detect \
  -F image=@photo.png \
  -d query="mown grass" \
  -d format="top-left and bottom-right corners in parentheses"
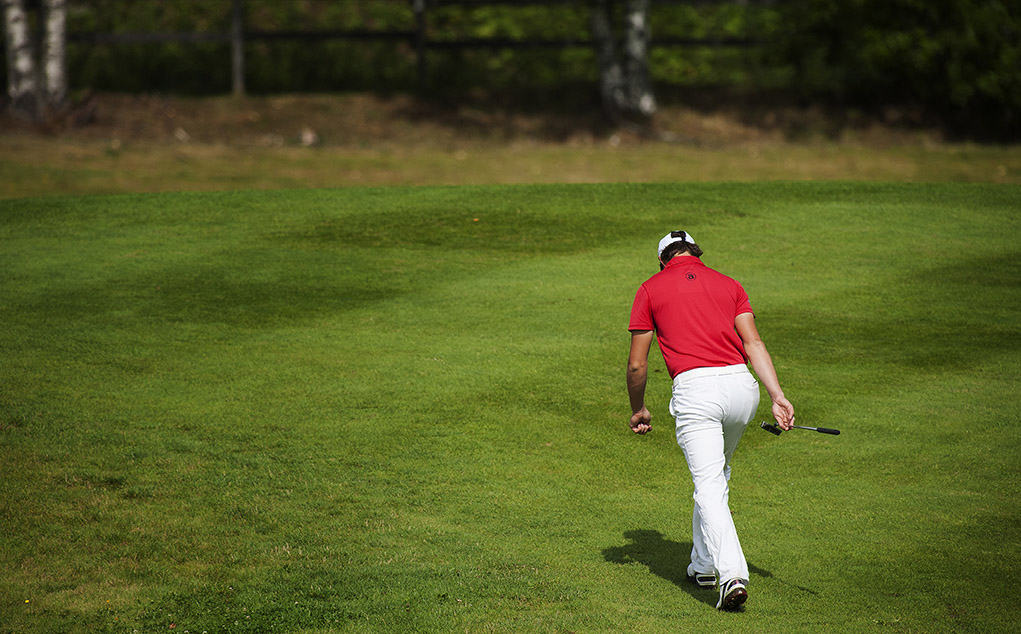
top-left (1, 183), bottom-right (1019, 632)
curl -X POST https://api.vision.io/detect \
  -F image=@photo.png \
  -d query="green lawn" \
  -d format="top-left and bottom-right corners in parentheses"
top-left (1, 183), bottom-right (1018, 632)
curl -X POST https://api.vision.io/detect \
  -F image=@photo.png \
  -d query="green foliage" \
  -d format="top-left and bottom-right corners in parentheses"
top-left (59, 0), bottom-right (785, 96)
top-left (775, 0), bottom-right (1021, 137)
top-left (1, 183), bottom-right (1019, 631)
top-left (65, 0), bottom-right (230, 94)
top-left (3, 1), bottom-right (1015, 135)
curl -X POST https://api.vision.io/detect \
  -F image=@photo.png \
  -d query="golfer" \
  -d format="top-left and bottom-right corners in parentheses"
top-left (626, 230), bottom-right (795, 611)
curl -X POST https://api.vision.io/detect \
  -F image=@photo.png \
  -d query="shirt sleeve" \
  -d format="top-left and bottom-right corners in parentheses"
top-left (734, 281), bottom-right (753, 317)
top-left (629, 285), bottom-right (655, 331)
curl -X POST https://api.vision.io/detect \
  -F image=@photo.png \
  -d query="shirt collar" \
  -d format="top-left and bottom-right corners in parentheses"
top-left (665, 256), bottom-right (705, 269)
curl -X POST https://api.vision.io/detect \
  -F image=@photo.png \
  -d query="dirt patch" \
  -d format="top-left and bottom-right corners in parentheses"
top-left (2, 91), bottom-right (1015, 199)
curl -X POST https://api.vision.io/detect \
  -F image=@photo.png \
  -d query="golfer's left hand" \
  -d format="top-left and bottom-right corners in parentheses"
top-left (630, 407), bottom-right (652, 434)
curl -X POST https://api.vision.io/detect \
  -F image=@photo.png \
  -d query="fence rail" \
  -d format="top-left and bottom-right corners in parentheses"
top-left (68, 31), bottom-right (756, 47)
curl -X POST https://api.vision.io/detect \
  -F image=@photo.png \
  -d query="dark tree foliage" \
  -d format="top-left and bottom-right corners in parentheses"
top-left (3, 0), bottom-right (1017, 137)
top-left (774, 0), bottom-right (1020, 138)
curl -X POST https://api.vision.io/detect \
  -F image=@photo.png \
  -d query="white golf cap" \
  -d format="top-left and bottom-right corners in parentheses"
top-left (657, 231), bottom-right (696, 257)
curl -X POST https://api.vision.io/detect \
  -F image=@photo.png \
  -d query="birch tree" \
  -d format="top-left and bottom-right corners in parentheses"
top-left (2, 0), bottom-right (67, 119)
top-left (590, 0), bottom-right (655, 121)
top-left (622, 0), bottom-right (654, 118)
top-left (3, 0), bottom-right (37, 117)
top-left (43, 0), bottom-right (67, 107)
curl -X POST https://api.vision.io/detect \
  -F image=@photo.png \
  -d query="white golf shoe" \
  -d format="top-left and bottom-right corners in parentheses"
top-left (716, 578), bottom-right (748, 610)
top-left (686, 563), bottom-right (716, 588)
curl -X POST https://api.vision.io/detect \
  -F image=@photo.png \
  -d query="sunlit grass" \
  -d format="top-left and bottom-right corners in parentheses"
top-left (1, 183), bottom-right (1018, 631)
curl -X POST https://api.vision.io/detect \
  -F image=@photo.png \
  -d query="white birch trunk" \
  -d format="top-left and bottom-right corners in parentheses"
top-left (623, 0), bottom-right (655, 117)
top-left (590, 0), bottom-right (655, 121)
top-left (3, 0), bottom-right (38, 115)
top-left (43, 0), bottom-right (67, 107)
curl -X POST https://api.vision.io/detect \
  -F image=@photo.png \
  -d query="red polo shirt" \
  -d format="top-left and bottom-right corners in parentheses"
top-left (629, 256), bottom-right (753, 377)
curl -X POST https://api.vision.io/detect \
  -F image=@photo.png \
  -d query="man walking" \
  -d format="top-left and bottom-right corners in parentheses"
top-left (626, 230), bottom-right (795, 610)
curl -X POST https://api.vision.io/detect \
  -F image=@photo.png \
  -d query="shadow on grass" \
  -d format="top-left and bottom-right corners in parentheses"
top-left (602, 529), bottom-right (815, 607)
top-left (770, 251), bottom-right (1021, 374)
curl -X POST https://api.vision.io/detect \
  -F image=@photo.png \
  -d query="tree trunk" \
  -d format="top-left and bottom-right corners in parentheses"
top-left (591, 0), bottom-right (625, 118)
top-left (590, 0), bottom-right (655, 121)
top-left (3, 0), bottom-right (39, 118)
top-left (623, 0), bottom-right (655, 117)
top-left (230, 0), bottom-right (244, 96)
top-left (43, 0), bottom-right (67, 108)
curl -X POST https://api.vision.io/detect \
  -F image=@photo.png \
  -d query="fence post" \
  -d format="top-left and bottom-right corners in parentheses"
top-left (413, 0), bottom-right (426, 88)
top-left (231, 0), bottom-right (245, 96)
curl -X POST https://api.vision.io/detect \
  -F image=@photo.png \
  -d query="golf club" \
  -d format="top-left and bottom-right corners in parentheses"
top-left (760, 421), bottom-right (840, 435)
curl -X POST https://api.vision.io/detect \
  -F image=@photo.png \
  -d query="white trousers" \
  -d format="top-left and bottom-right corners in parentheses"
top-left (670, 364), bottom-right (760, 584)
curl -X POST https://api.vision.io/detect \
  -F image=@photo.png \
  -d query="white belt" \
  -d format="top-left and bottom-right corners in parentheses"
top-left (674, 363), bottom-right (749, 382)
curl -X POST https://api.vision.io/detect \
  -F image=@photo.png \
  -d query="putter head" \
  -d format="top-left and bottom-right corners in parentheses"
top-left (760, 421), bottom-right (783, 436)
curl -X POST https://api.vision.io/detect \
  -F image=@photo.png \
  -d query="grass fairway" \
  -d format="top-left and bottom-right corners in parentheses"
top-left (1, 182), bottom-right (1018, 632)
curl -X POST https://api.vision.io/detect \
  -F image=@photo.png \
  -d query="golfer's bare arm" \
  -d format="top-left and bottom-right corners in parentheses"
top-left (626, 330), bottom-right (654, 434)
top-left (735, 312), bottom-right (795, 429)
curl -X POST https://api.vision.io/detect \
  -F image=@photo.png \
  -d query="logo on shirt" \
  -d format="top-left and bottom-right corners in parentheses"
top-left (686, 273), bottom-right (696, 281)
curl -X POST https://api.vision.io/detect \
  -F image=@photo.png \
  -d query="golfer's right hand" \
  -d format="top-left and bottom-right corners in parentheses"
top-left (630, 408), bottom-right (652, 434)
top-left (772, 396), bottom-right (795, 431)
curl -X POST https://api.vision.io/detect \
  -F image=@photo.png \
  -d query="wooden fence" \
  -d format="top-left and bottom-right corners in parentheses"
top-left (65, 0), bottom-right (763, 95)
